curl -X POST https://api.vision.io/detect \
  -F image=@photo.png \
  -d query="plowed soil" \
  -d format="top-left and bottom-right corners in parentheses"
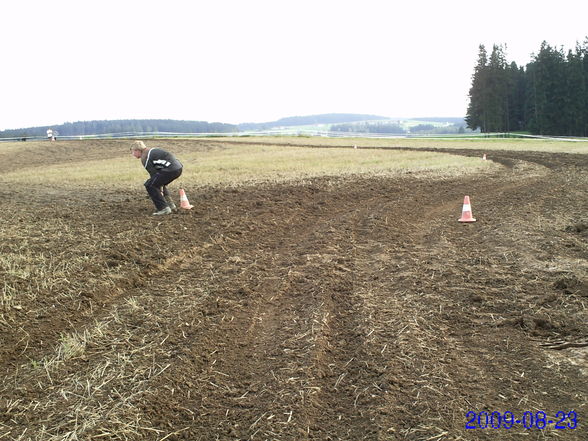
top-left (1, 139), bottom-right (587, 440)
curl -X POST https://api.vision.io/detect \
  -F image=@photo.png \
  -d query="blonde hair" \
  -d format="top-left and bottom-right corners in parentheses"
top-left (131, 140), bottom-right (147, 152)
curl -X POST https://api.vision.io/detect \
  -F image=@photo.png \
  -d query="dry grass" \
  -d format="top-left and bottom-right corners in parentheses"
top-left (7, 294), bottom-right (190, 440)
top-left (180, 144), bottom-right (496, 187)
top-left (0, 217), bottom-right (122, 312)
top-left (1, 142), bottom-right (497, 188)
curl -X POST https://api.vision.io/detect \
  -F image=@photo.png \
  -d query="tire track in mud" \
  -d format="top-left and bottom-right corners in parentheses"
top-left (136, 186), bottom-right (396, 440)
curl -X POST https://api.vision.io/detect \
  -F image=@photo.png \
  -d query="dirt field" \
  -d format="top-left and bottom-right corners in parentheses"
top-left (1, 139), bottom-right (587, 440)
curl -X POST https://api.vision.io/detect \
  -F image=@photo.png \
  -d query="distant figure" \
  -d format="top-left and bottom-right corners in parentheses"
top-left (46, 129), bottom-right (55, 141)
top-left (130, 140), bottom-right (183, 216)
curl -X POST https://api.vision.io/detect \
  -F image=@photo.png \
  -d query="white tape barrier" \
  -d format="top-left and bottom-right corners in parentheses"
top-left (1, 131), bottom-right (587, 142)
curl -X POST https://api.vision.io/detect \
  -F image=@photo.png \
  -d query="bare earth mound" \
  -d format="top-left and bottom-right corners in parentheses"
top-left (0, 140), bottom-right (586, 440)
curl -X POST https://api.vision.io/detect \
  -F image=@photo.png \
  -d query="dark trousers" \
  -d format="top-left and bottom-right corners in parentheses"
top-left (144, 169), bottom-right (182, 210)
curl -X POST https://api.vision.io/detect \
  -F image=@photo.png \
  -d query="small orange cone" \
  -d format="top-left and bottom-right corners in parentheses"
top-left (458, 196), bottom-right (476, 222)
top-left (179, 189), bottom-right (193, 210)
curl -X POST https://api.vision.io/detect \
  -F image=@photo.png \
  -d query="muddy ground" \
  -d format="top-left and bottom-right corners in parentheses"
top-left (0, 139), bottom-right (587, 440)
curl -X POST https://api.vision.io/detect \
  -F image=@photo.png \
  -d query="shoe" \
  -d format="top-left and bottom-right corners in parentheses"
top-left (152, 206), bottom-right (172, 216)
top-left (164, 196), bottom-right (178, 212)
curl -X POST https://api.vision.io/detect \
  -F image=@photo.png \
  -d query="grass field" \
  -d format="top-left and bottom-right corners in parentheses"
top-left (1, 139), bottom-right (503, 187)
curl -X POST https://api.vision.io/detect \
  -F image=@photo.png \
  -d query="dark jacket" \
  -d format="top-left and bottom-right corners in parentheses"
top-left (141, 148), bottom-right (183, 176)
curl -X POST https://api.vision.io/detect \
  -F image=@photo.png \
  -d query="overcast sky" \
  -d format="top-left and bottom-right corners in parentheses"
top-left (2, 0), bottom-right (587, 130)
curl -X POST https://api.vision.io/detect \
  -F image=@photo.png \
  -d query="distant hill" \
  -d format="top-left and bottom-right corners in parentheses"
top-left (238, 113), bottom-right (390, 131)
top-left (410, 117), bottom-right (466, 125)
top-left (0, 119), bottom-right (238, 138)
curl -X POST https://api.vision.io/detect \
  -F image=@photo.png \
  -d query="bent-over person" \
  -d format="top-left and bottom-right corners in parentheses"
top-left (131, 140), bottom-right (183, 215)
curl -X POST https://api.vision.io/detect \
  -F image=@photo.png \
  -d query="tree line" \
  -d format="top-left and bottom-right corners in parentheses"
top-left (331, 122), bottom-right (406, 134)
top-left (331, 121), bottom-right (468, 135)
top-left (0, 119), bottom-right (238, 138)
top-left (466, 39), bottom-right (588, 136)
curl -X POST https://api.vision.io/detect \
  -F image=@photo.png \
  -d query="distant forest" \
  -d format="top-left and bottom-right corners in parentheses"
top-left (0, 119), bottom-right (238, 138)
top-left (466, 39), bottom-right (588, 136)
top-left (331, 120), bottom-right (468, 135)
top-left (331, 122), bottom-right (406, 134)
top-left (237, 113), bottom-right (389, 131)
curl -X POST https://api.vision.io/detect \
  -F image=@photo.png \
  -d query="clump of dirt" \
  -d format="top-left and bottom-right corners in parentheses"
top-left (565, 221), bottom-right (588, 234)
top-left (499, 314), bottom-right (563, 335)
top-left (554, 274), bottom-right (588, 296)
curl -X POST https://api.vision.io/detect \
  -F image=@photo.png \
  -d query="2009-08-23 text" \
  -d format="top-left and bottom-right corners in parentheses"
top-left (465, 411), bottom-right (577, 430)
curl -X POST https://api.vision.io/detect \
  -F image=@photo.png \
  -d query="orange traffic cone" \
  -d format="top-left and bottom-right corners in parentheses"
top-left (179, 189), bottom-right (193, 210)
top-left (458, 196), bottom-right (476, 222)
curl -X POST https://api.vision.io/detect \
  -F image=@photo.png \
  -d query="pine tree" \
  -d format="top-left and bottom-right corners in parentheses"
top-left (486, 44), bottom-right (509, 132)
top-left (506, 62), bottom-right (526, 132)
top-left (466, 45), bottom-right (489, 132)
top-left (565, 46), bottom-right (586, 136)
top-left (466, 45), bottom-right (512, 133)
top-left (529, 42), bottom-right (567, 134)
top-left (580, 39), bottom-right (588, 136)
